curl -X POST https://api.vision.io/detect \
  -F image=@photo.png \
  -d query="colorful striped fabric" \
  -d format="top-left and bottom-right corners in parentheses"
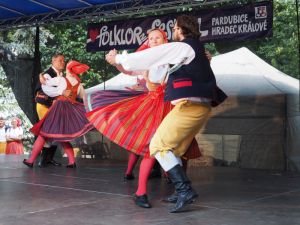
top-left (87, 85), bottom-right (172, 157)
top-left (86, 89), bottom-right (144, 112)
top-left (31, 99), bottom-right (94, 142)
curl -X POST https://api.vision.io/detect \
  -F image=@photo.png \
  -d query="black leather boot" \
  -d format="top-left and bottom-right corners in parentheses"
top-left (162, 192), bottom-right (178, 203)
top-left (47, 146), bottom-right (61, 166)
top-left (167, 164), bottom-right (198, 213)
top-left (38, 147), bottom-right (49, 168)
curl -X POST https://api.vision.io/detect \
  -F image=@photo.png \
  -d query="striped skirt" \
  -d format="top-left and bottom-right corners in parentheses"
top-left (86, 85), bottom-right (172, 157)
top-left (30, 99), bottom-right (94, 142)
top-left (86, 89), bottom-right (144, 112)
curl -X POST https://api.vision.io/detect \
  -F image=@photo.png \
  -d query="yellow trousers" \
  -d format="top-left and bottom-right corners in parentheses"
top-left (36, 103), bottom-right (51, 147)
top-left (0, 142), bottom-right (7, 154)
top-left (36, 103), bottom-right (49, 120)
top-left (150, 100), bottom-right (211, 157)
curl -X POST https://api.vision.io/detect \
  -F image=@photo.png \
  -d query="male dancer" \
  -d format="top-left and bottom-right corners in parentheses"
top-left (34, 53), bottom-right (68, 167)
top-left (106, 15), bottom-right (227, 213)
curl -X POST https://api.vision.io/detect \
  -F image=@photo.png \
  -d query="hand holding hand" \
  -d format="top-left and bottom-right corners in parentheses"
top-left (105, 49), bottom-right (118, 66)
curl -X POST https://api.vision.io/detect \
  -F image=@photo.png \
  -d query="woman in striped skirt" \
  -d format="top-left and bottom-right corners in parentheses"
top-left (23, 60), bottom-right (94, 168)
top-left (87, 29), bottom-right (201, 208)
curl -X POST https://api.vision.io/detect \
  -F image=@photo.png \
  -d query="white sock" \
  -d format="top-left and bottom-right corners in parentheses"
top-left (177, 157), bottom-right (182, 166)
top-left (155, 151), bottom-right (180, 172)
top-left (44, 142), bottom-right (51, 148)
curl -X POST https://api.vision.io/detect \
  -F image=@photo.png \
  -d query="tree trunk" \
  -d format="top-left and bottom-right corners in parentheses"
top-left (1, 26), bottom-right (41, 124)
top-left (2, 58), bottom-right (37, 123)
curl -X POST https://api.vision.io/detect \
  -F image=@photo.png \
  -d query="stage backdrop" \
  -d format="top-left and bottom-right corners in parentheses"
top-left (86, 1), bottom-right (273, 52)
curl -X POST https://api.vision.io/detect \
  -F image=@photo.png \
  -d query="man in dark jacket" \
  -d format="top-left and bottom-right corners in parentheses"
top-left (34, 53), bottom-right (68, 167)
top-left (106, 15), bottom-right (227, 213)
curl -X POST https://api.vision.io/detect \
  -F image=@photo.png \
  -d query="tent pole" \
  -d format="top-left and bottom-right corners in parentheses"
top-left (296, 0), bottom-right (300, 110)
top-left (103, 51), bottom-right (106, 91)
top-left (33, 25), bottom-right (41, 123)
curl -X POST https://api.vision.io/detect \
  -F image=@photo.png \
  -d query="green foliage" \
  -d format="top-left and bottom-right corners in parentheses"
top-left (1, 0), bottom-right (299, 86)
top-left (214, 0), bottom-right (299, 78)
top-left (255, 0), bottom-right (298, 78)
top-left (40, 22), bottom-right (117, 88)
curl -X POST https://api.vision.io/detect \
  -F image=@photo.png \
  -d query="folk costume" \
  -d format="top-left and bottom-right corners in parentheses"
top-left (23, 61), bottom-right (94, 168)
top-left (34, 66), bottom-right (64, 166)
top-left (86, 30), bottom-right (201, 208)
top-left (112, 37), bottom-right (227, 212)
top-left (86, 60), bottom-right (172, 208)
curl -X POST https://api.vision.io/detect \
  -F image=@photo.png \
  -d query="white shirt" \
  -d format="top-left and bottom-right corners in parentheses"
top-left (42, 67), bottom-right (65, 97)
top-left (115, 42), bottom-right (210, 104)
top-left (42, 75), bottom-right (84, 98)
top-left (42, 76), bottom-right (67, 97)
top-left (6, 127), bottom-right (23, 140)
top-left (0, 127), bottom-right (6, 142)
top-left (115, 42), bottom-right (195, 71)
top-left (148, 65), bottom-right (169, 83)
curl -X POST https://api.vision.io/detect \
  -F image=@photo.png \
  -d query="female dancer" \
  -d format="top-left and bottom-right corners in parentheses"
top-left (23, 60), bottom-right (94, 168)
top-left (87, 29), bottom-right (201, 208)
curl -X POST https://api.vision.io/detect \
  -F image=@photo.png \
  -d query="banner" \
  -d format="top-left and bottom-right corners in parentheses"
top-left (86, 1), bottom-right (272, 52)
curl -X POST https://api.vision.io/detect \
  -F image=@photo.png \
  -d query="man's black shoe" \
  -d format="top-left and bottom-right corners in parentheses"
top-left (162, 192), bottom-right (178, 203)
top-left (47, 160), bottom-right (62, 166)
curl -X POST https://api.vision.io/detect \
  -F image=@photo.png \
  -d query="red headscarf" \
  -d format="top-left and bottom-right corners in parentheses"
top-left (16, 118), bottom-right (22, 127)
top-left (66, 60), bottom-right (90, 82)
top-left (136, 28), bottom-right (168, 52)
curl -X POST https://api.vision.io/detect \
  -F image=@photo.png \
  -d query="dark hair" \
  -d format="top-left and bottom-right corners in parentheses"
top-left (52, 53), bottom-right (64, 60)
top-left (176, 15), bottom-right (201, 39)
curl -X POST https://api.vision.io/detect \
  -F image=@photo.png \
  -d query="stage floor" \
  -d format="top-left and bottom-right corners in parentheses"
top-left (0, 155), bottom-right (299, 225)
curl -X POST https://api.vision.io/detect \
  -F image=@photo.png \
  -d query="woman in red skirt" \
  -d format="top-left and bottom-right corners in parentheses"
top-left (87, 29), bottom-right (201, 208)
top-left (6, 117), bottom-right (24, 155)
top-left (23, 60), bottom-right (94, 168)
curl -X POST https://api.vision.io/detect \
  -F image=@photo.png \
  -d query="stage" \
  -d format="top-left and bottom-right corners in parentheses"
top-left (0, 155), bottom-right (299, 225)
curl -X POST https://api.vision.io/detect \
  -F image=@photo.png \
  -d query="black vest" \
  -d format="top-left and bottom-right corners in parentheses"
top-left (165, 38), bottom-right (227, 107)
top-left (34, 67), bottom-right (57, 107)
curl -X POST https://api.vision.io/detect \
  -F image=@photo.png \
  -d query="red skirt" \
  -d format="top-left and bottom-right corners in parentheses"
top-left (87, 85), bottom-right (172, 157)
top-left (31, 99), bottom-right (94, 142)
top-left (6, 141), bottom-right (24, 154)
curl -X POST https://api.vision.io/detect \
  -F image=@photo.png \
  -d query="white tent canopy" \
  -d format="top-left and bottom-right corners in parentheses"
top-left (87, 47), bottom-right (300, 171)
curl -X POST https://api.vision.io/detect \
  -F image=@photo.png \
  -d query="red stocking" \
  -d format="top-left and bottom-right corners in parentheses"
top-left (135, 157), bottom-right (156, 196)
top-left (125, 153), bottom-right (139, 175)
top-left (27, 135), bottom-right (46, 163)
top-left (61, 142), bottom-right (75, 164)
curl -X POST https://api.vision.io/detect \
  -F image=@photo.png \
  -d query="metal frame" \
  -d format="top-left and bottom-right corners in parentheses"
top-left (0, 0), bottom-right (231, 30)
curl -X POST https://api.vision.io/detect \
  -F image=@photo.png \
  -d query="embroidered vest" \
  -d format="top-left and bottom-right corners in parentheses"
top-left (164, 38), bottom-right (227, 107)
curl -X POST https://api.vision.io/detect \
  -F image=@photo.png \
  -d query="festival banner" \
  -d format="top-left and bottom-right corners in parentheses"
top-left (86, 1), bottom-right (272, 52)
